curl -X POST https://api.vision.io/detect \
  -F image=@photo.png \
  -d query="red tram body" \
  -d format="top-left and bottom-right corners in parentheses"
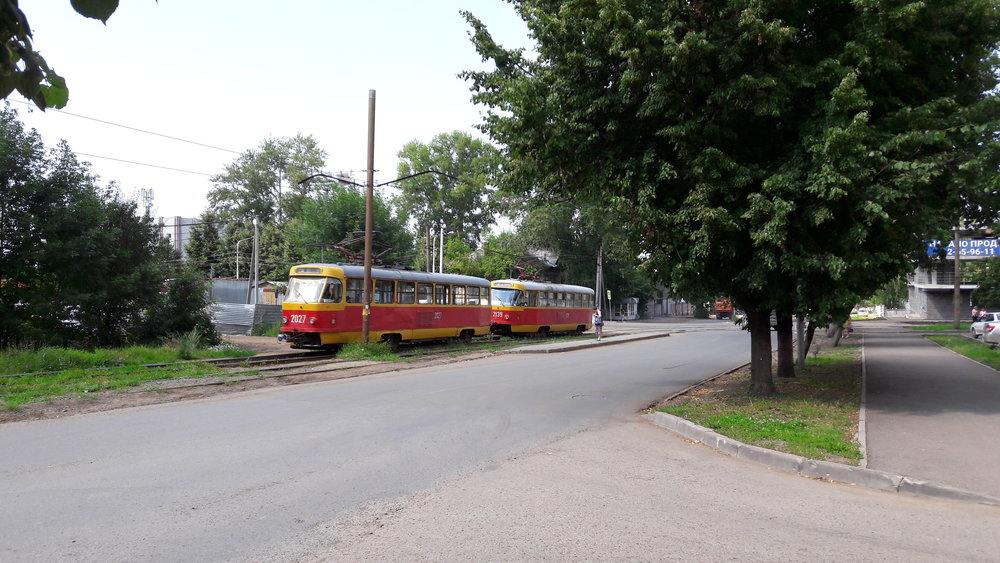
top-left (280, 264), bottom-right (492, 349)
top-left (490, 279), bottom-right (595, 336)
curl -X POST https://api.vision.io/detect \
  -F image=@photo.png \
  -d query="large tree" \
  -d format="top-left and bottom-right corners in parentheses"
top-left (0, 105), bottom-right (215, 347)
top-left (394, 131), bottom-right (500, 248)
top-left (464, 1), bottom-right (1000, 393)
top-left (184, 210), bottom-right (227, 278)
top-left (208, 135), bottom-right (327, 226)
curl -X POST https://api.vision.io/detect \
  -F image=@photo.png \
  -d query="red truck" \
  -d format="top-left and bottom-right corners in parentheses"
top-left (714, 299), bottom-right (733, 320)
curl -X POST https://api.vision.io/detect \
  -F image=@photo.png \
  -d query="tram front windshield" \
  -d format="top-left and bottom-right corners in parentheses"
top-left (491, 288), bottom-right (523, 307)
top-left (286, 276), bottom-right (330, 303)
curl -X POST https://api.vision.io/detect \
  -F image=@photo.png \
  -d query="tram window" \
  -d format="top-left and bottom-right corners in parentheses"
top-left (549, 292), bottom-right (557, 307)
top-left (435, 284), bottom-right (450, 305)
top-left (453, 285), bottom-right (466, 306)
top-left (397, 281), bottom-right (415, 304)
top-left (527, 291), bottom-right (537, 307)
top-left (574, 293), bottom-right (582, 308)
top-left (374, 279), bottom-right (395, 304)
top-left (417, 283), bottom-right (433, 304)
top-left (491, 288), bottom-right (521, 307)
top-left (322, 279), bottom-right (342, 303)
top-left (468, 286), bottom-right (480, 305)
top-left (346, 278), bottom-right (364, 303)
top-left (286, 276), bottom-right (327, 303)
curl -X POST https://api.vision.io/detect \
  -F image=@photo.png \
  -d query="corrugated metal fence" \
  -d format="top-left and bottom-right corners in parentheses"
top-left (211, 303), bottom-right (283, 335)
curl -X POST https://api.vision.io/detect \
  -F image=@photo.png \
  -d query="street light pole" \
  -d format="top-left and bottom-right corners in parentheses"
top-left (362, 90), bottom-right (376, 343)
top-left (235, 236), bottom-right (252, 280)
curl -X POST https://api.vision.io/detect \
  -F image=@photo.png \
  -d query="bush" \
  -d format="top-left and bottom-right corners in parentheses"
top-left (141, 270), bottom-right (220, 346)
top-left (166, 329), bottom-right (203, 360)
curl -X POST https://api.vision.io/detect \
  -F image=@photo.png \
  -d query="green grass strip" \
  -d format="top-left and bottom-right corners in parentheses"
top-left (1, 363), bottom-right (227, 409)
top-left (658, 343), bottom-right (863, 464)
top-left (908, 323), bottom-right (971, 331)
top-left (925, 335), bottom-right (1000, 371)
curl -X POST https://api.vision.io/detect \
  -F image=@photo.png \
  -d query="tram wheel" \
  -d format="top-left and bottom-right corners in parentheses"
top-left (382, 334), bottom-right (401, 352)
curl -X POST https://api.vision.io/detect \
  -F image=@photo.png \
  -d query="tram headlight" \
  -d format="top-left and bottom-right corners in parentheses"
top-left (309, 317), bottom-right (317, 325)
top-left (282, 316), bottom-right (288, 324)
top-left (504, 314), bottom-right (510, 320)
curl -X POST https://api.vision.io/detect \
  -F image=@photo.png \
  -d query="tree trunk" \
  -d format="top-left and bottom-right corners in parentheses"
top-left (747, 309), bottom-right (776, 395)
top-left (776, 312), bottom-right (795, 378)
top-left (805, 321), bottom-right (817, 359)
top-left (829, 323), bottom-right (844, 347)
top-left (795, 314), bottom-right (806, 368)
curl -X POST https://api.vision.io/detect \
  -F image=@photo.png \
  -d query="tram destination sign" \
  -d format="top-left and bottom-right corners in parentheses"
top-left (926, 239), bottom-right (1000, 259)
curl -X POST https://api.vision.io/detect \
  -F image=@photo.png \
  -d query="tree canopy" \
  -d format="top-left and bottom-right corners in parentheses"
top-left (971, 258), bottom-right (1000, 309)
top-left (464, 1), bottom-right (1000, 393)
top-left (395, 131), bottom-right (500, 248)
top-left (207, 135), bottom-right (327, 226)
top-left (284, 180), bottom-right (414, 270)
top-left (0, 105), bottom-right (215, 347)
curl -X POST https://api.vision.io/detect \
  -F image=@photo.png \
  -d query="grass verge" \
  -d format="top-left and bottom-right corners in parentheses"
top-left (1, 362), bottom-right (233, 409)
top-left (0, 342), bottom-right (255, 409)
top-left (925, 335), bottom-right (1000, 371)
top-left (656, 342), bottom-right (863, 465)
top-left (0, 342), bottom-right (253, 376)
top-left (908, 323), bottom-right (971, 331)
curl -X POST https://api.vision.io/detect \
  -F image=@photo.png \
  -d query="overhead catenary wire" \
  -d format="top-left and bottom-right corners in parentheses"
top-left (10, 99), bottom-right (242, 154)
top-left (76, 153), bottom-right (215, 176)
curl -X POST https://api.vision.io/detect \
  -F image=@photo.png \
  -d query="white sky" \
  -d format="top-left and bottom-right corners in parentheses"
top-left (13, 1), bottom-right (531, 219)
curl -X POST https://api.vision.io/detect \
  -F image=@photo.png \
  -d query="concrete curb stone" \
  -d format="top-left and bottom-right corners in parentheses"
top-left (645, 411), bottom-right (1000, 506)
top-left (503, 332), bottom-right (669, 354)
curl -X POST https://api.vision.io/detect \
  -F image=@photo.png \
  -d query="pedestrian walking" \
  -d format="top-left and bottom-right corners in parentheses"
top-left (593, 308), bottom-right (604, 341)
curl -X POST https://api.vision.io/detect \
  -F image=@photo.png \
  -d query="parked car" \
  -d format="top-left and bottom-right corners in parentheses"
top-left (971, 311), bottom-right (1000, 339)
top-left (983, 319), bottom-right (1000, 345)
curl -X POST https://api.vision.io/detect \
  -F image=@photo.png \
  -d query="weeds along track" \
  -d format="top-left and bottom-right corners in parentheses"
top-left (3, 345), bottom-right (488, 391)
top-left (0, 350), bottom-right (338, 380)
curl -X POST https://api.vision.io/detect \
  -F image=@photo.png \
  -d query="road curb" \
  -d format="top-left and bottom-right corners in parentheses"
top-left (503, 332), bottom-right (670, 354)
top-left (644, 411), bottom-right (1000, 507)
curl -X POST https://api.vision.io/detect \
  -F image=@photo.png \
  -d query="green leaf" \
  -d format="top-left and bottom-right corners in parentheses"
top-left (40, 76), bottom-right (69, 109)
top-left (70, 0), bottom-right (120, 23)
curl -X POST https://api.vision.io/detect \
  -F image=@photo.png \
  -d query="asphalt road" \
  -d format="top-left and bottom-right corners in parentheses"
top-left (0, 325), bottom-right (747, 561)
top-left (289, 420), bottom-right (1000, 562)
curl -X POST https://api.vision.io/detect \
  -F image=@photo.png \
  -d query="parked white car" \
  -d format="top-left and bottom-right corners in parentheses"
top-left (983, 313), bottom-right (1000, 344)
top-left (971, 311), bottom-right (1000, 339)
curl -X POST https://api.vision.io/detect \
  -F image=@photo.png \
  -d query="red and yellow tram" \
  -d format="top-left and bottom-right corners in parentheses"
top-left (490, 279), bottom-right (595, 336)
top-left (280, 264), bottom-right (492, 349)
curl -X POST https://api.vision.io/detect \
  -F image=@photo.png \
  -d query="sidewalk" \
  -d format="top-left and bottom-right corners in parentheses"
top-left (861, 323), bottom-right (1000, 499)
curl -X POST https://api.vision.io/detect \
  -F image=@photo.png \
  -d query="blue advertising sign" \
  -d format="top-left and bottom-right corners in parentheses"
top-left (926, 239), bottom-right (1000, 259)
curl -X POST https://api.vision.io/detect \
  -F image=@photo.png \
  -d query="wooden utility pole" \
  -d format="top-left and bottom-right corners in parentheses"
top-left (362, 90), bottom-right (376, 343)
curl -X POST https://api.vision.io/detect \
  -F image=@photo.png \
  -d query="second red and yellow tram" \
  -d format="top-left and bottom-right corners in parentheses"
top-left (490, 279), bottom-right (595, 336)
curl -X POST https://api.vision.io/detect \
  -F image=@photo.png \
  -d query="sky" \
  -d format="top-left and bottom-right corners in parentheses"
top-left (12, 1), bottom-right (532, 220)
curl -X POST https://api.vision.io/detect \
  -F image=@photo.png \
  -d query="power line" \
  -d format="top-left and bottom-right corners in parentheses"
top-left (76, 152), bottom-right (215, 176)
top-left (11, 99), bottom-right (241, 154)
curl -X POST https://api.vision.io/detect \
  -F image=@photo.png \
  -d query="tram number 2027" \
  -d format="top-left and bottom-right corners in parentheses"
top-left (290, 314), bottom-right (307, 324)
